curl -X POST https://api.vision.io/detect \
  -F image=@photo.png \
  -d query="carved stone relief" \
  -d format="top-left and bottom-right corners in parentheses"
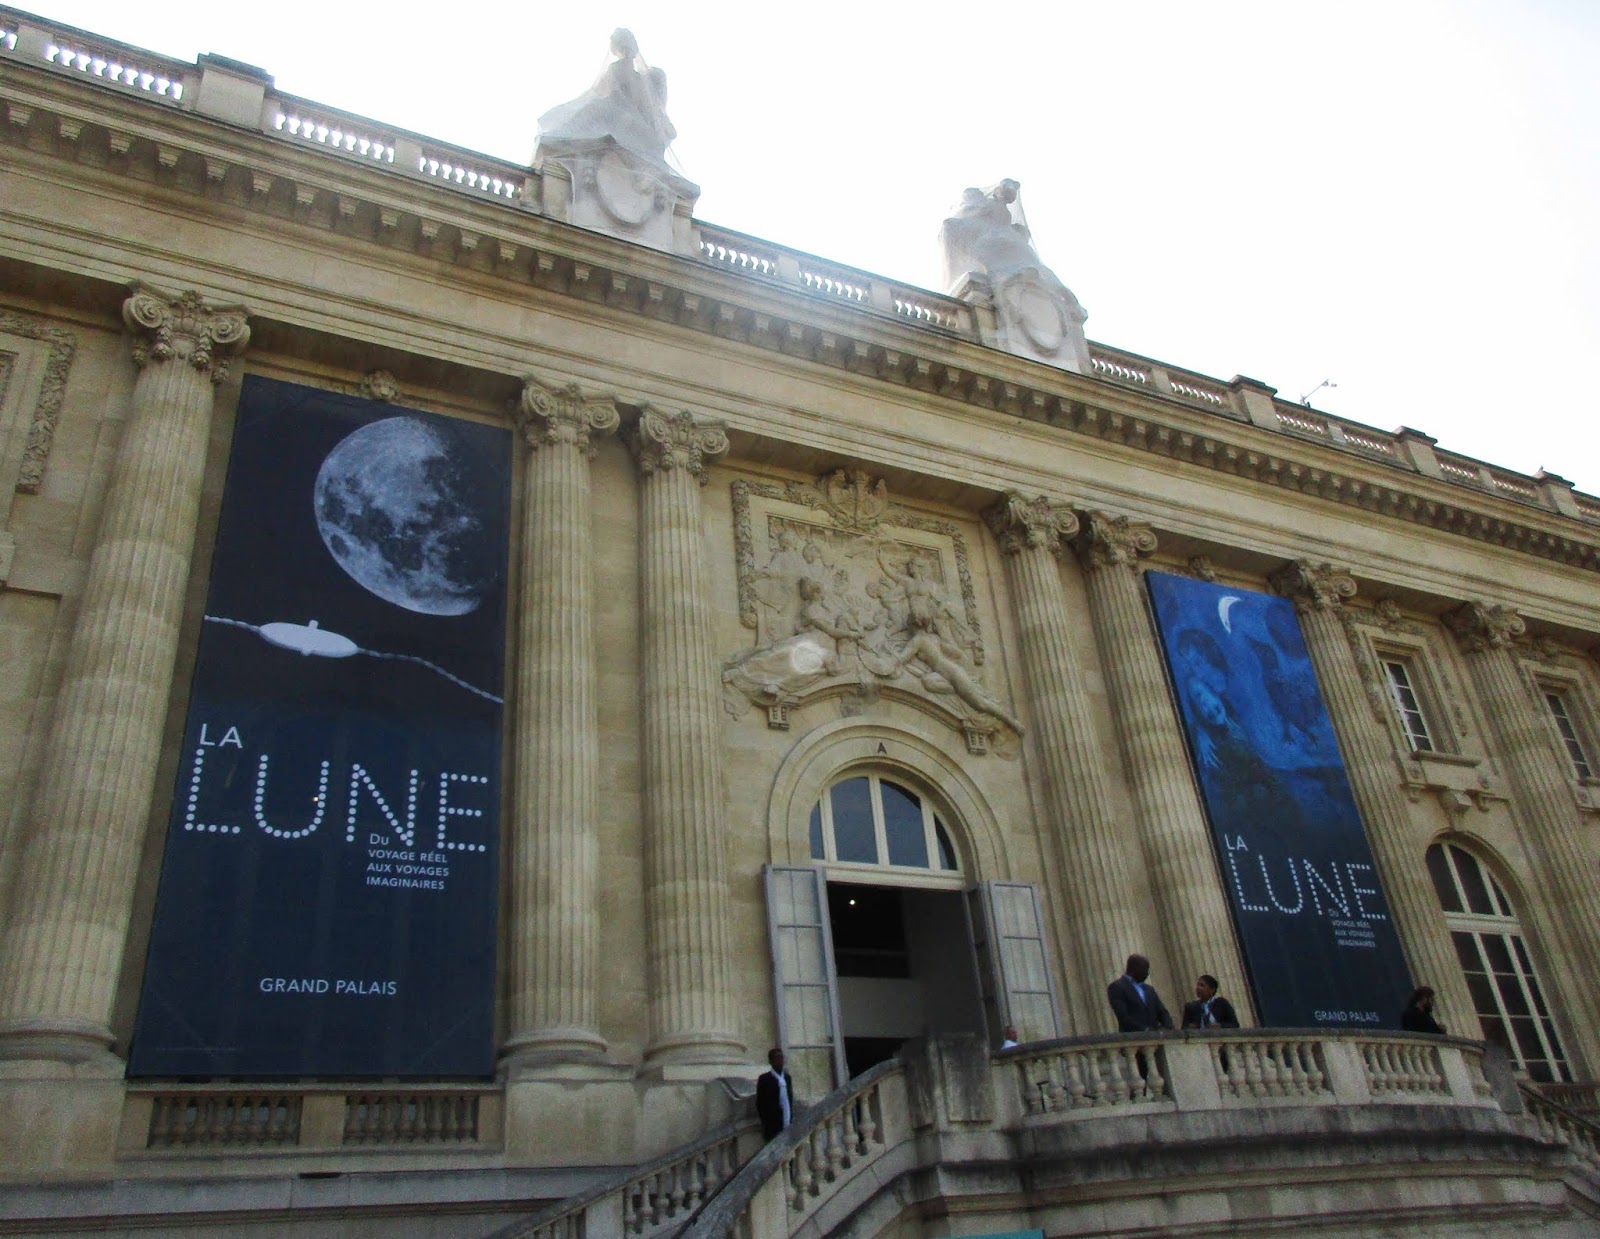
top-left (0, 312), bottom-right (78, 494)
top-left (726, 469), bottom-right (1016, 755)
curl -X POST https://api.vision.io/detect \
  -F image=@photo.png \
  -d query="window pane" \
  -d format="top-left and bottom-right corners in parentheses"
top-left (1494, 971), bottom-right (1531, 1017)
top-left (1452, 931), bottom-right (1481, 972)
top-left (1481, 935), bottom-right (1515, 976)
top-left (830, 778), bottom-right (877, 864)
top-left (1516, 943), bottom-right (1552, 1016)
top-left (1465, 973), bottom-right (1498, 1015)
top-left (1526, 1060), bottom-right (1556, 1085)
top-left (880, 781), bottom-right (929, 868)
top-left (1451, 847), bottom-right (1496, 915)
top-left (1510, 1017), bottom-right (1544, 1061)
top-left (934, 819), bottom-right (957, 871)
top-left (1428, 847), bottom-right (1462, 912)
top-left (809, 803), bottom-right (825, 860)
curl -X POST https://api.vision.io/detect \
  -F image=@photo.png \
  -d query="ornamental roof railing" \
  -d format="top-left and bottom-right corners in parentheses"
top-left (2, 4), bottom-right (1595, 527)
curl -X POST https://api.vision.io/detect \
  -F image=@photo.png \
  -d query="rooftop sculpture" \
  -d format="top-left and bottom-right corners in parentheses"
top-left (536, 28), bottom-right (677, 174)
top-left (940, 180), bottom-right (1091, 374)
top-left (532, 28), bottom-right (697, 253)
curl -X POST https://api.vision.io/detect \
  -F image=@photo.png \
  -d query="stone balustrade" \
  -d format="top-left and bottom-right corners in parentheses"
top-left (1010, 1030), bottom-right (1489, 1122)
top-left (2, 3), bottom-right (1596, 527)
top-left (1521, 1085), bottom-right (1600, 1178)
top-left (485, 1119), bottom-right (760, 1239)
top-left (120, 1084), bottom-right (502, 1154)
top-left (678, 1032), bottom-right (1564, 1239)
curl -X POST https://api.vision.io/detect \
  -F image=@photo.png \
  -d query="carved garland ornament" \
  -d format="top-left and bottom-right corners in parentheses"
top-left (0, 310), bottom-right (78, 494)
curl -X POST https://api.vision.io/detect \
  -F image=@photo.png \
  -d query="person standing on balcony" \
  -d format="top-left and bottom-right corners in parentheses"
top-left (1182, 975), bottom-right (1241, 1029)
top-left (756, 1047), bottom-right (796, 1141)
top-left (1107, 954), bottom-right (1174, 1032)
top-left (1401, 987), bottom-right (1447, 1035)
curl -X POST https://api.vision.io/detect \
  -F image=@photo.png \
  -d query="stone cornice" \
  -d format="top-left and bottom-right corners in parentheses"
top-left (3, 63), bottom-right (1600, 577)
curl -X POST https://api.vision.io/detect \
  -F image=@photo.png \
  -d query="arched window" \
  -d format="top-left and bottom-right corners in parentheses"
top-left (808, 774), bottom-right (960, 878)
top-left (1426, 841), bottom-right (1571, 1082)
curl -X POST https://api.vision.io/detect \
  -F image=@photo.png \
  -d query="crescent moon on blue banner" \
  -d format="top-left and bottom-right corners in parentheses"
top-left (1218, 594), bottom-right (1241, 633)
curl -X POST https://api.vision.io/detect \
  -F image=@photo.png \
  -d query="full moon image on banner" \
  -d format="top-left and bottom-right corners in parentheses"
top-left (313, 416), bottom-right (492, 616)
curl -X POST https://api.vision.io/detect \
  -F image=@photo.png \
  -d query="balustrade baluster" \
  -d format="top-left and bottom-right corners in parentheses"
top-left (869, 1085), bottom-right (885, 1144)
top-left (789, 1142), bottom-right (812, 1204)
top-left (622, 1177), bottom-right (641, 1231)
top-left (1243, 1042), bottom-right (1266, 1098)
top-left (1144, 1048), bottom-right (1167, 1099)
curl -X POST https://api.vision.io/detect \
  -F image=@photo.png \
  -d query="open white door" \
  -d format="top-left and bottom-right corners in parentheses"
top-left (968, 880), bottom-right (1062, 1044)
top-left (764, 864), bottom-right (848, 1093)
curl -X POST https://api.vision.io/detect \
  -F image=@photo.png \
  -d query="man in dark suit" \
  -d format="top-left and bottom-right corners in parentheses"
top-left (1181, 974), bottom-right (1240, 1029)
top-left (1107, 954), bottom-right (1174, 1032)
top-left (755, 1047), bottom-right (795, 1141)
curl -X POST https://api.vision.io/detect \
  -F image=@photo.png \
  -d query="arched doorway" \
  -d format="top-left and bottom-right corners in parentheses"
top-left (764, 721), bottom-right (1061, 1094)
top-left (807, 772), bottom-right (978, 1079)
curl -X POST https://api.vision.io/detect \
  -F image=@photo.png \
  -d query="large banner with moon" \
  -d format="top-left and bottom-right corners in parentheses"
top-left (130, 375), bottom-right (510, 1077)
top-left (1145, 571), bottom-right (1412, 1029)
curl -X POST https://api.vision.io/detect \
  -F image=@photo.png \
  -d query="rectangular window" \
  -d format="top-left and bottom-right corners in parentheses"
top-left (1382, 659), bottom-right (1434, 752)
top-left (1543, 691), bottom-right (1594, 781)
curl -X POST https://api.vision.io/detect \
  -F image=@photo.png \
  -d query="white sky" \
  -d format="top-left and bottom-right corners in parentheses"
top-left (25, 1), bottom-right (1600, 493)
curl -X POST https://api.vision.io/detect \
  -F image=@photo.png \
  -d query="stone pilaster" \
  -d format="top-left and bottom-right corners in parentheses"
top-left (984, 493), bottom-right (1144, 1032)
top-left (1268, 561), bottom-right (1471, 1030)
top-left (502, 377), bottom-right (620, 1065)
top-left (1076, 513), bottom-right (1253, 1021)
top-left (1444, 601), bottom-right (1600, 1068)
top-left (0, 286), bottom-right (249, 1067)
top-left (632, 408), bottom-right (742, 1065)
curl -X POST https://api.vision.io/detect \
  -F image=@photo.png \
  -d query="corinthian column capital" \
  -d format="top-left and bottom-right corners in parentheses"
top-left (1444, 600), bottom-right (1526, 653)
top-left (631, 407), bottom-right (729, 483)
top-left (515, 376), bottom-right (621, 456)
top-left (983, 491), bottom-right (1079, 558)
top-left (122, 285), bottom-right (250, 383)
top-left (1269, 560), bottom-right (1357, 613)
top-left (1076, 510), bottom-right (1158, 573)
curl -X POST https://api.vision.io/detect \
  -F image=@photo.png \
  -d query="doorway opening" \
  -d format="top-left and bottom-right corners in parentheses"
top-left (827, 880), bottom-right (985, 1076)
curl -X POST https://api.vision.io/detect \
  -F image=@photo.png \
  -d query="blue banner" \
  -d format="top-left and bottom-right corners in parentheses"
top-left (1145, 571), bottom-right (1412, 1029)
top-left (130, 376), bottom-right (510, 1077)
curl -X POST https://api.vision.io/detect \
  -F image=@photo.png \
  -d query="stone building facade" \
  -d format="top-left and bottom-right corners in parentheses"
top-left (2, 10), bottom-right (1599, 1236)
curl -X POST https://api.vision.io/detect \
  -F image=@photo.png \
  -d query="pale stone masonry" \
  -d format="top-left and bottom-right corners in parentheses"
top-left (1077, 511), bottom-right (1254, 1022)
top-left (502, 377), bottom-right (620, 1064)
top-left (1446, 600), bottom-right (1600, 1045)
top-left (633, 408), bottom-right (743, 1065)
top-left (984, 493), bottom-right (1144, 1031)
top-left (3, 14), bottom-right (1600, 1233)
top-left (1272, 561), bottom-right (1476, 1033)
top-left (0, 287), bottom-right (247, 1067)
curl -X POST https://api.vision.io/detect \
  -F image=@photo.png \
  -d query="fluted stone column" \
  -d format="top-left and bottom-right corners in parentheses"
top-left (0, 286), bottom-right (249, 1067)
top-left (1269, 561), bottom-right (1472, 1029)
top-left (632, 408), bottom-right (742, 1065)
top-left (502, 377), bottom-right (619, 1065)
top-left (1077, 512), bottom-right (1253, 1021)
top-left (985, 493), bottom-right (1144, 1032)
top-left (1445, 601), bottom-right (1600, 1062)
